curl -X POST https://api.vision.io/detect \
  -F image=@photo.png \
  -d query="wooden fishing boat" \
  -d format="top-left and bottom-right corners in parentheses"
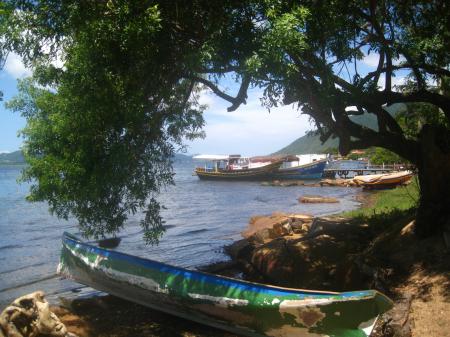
top-left (353, 171), bottom-right (413, 189)
top-left (194, 155), bottom-right (283, 180)
top-left (58, 232), bottom-right (392, 337)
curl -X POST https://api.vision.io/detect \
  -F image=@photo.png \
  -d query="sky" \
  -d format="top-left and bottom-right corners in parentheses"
top-left (0, 51), bottom-right (408, 156)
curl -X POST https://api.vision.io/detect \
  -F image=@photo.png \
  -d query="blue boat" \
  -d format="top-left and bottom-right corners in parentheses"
top-left (272, 155), bottom-right (329, 180)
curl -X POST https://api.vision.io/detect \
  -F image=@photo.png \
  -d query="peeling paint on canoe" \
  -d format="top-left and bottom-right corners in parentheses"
top-left (359, 316), bottom-right (378, 336)
top-left (65, 245), bottom-right (169, 294)
top-left (187, 293), bottom-right (249, 307)
top-left (279, 304), bottom-right (326, 328)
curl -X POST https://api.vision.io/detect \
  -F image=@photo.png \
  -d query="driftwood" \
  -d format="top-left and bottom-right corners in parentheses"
top-left (0, 291), bottom-right (75, 337)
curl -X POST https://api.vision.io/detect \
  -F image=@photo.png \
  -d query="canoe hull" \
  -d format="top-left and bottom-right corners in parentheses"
top-left (272, 159), bottom-right (328, 180)
top-left (58, 233), bottom-right (392, 337)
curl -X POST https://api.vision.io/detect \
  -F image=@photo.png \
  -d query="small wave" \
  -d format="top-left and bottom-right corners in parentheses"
top-left (0, 274), bottom-right (59, 293)
top-left (254, 195), bottom-right (269, 203)
top-left (0, 262), bottom-right (46, 275)
top-left (177, 228), bottom-right (209, 236)
top-left (0, 244), bottom-right (23, 251)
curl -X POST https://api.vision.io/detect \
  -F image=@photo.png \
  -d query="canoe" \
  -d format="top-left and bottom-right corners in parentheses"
top-left (353, 171), bottom-right (413, 189)
top-left (195, 160), bottom-right (283, 180)
top-left (58, 232), bottom-right (392, 337)
top-left (272, 158), bottom-right (328, 180)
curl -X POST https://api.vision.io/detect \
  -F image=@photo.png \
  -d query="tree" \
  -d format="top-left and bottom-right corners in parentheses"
top-left (197, 0), bottom-right (450, 237)
top-left (2, 1), bottom-right (449, 239)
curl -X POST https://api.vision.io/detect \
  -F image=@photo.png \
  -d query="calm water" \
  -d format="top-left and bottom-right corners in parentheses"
top-left (0, 159), bottom-right (362, 308)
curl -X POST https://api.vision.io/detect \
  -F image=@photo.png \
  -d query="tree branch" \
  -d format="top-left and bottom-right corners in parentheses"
top-left (186, 75), bottom-right (250, 111)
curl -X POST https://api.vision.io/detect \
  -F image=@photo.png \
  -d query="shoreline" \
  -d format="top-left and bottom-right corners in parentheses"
top-left (2, 182), bottom-right (448, 337)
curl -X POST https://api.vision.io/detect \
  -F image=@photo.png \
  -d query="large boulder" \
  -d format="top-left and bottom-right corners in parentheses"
top-left (247, 218), bottom-right (373, 291)
top-left (0, 291), bottom-right (73, 337)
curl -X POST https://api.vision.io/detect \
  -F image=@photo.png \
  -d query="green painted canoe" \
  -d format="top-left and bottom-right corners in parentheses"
top-left (58, 232), bottom-right (392, 337)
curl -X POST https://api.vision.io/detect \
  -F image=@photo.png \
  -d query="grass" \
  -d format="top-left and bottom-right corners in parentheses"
top-left (343, 177), bottom-right (419, 219)
top-left (338, 177), bottom-right (420, 232)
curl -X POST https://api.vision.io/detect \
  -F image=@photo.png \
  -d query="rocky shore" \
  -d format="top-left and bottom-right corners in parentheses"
top-left (214, 212), bottom-right (449, 337)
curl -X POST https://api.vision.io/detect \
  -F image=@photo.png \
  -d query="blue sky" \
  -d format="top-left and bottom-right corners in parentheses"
top-left (0, 52), bottom-right (409, 156)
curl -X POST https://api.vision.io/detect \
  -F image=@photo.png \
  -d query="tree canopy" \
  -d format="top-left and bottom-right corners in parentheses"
top-left (1, 0), bottom-right (449, 239)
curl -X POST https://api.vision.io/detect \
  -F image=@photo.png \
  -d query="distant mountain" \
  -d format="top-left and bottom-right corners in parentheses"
top-left (274, 104), bottom-right (406, 155)
top-left (0, 150), bottom-right (25, 164)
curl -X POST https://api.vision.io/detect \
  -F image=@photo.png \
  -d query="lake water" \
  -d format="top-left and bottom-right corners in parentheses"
top-left (0, 158), bottom-right (363, 308)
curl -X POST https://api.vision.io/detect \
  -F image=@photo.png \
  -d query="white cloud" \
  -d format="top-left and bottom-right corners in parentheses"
top-left (4, 52), bottom-right (32, 78)
top-left (362, 53), bottom-right (380, 67)
top-left (377, 74), bottom-right (406, 90)
top-left (187, 93), bottom-right (312, 156)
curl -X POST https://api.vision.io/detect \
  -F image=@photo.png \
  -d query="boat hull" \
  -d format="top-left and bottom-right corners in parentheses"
top-left (354, 171), bottom-right (413, 190)
top-left (272, 159), bottom-right (328, 180)
top-left (58, 233), bottom-right (392, 337)
top-left (195, 161), bottom-right (282, 181)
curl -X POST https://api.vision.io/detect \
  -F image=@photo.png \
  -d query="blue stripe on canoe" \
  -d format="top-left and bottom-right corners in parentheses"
top-left (64, 234), bottom-right (374, 300)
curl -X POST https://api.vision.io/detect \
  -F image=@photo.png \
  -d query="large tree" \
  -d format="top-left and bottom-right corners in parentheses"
top-left (1, 0), bottom-right (449, 239)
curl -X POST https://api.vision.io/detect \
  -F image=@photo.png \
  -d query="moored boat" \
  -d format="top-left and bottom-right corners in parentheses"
top-left (58, 232), bottom-right (393, 337)
top-left (252, 154), bottom-right (329, 180)
top-left (273, 154), bottom-right (329, 180)
top-left (193, 154), bottom-right (283, 180)
top-left (353, 170), bottom-right (413, 189)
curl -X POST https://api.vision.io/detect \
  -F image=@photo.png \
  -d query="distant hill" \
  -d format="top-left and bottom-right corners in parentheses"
top-left (0, 150), bottom-right (25, 164)
top-left (274, 104), bottom-right (406, 154)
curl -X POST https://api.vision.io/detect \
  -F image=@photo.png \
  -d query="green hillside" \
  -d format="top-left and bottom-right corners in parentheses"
top-left (0, 150), bottom-right (26, 164)
top-left (275, 104), bottom-right (405, 154)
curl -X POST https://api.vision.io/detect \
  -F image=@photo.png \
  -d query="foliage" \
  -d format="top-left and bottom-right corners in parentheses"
top-left (366, 147), bottom-right (406, 165)
top-left (1, 1), bottom-right (228, 242)
top-left (2, 1), bottom-right (449, 238)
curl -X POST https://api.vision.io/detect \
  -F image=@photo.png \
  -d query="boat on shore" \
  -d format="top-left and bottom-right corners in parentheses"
top-left (353, 171), bottom-right (413, 189)
top-left (193, 154), bottom-right (283, 180)
top-left (58, 232), bottom-right (393, 337)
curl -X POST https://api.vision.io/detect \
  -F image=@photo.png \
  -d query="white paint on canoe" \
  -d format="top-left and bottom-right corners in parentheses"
top-left (187, 293), bottom-right (249, 308)
top-left (359, 316), bottom-right (378, 336)
top-left (271, 298), bottom-right (280, 305)
top-left (62, 245), bottom-right (169, 294)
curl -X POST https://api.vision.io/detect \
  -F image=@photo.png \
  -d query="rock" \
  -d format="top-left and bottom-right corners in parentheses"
top-left (0, 291), bottom-right (72, 337)
top-left (290, 221), bottom-right (304, 233)
top-left (242, 214), bottom-right (290, 238)
top-left (224, 239), bottom-right (254, 260)
top-left (299, 195), bottom-right (339, 203)
top-left (287, 213), bottom-right (314, 222)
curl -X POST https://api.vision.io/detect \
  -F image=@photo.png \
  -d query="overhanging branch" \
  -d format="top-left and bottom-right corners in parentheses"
top-left (186, 74), bottom-right (250, 112)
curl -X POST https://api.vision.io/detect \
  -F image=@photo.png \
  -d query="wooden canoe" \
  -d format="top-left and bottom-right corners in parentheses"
top-left (58, 232), bottom-right (392, 337)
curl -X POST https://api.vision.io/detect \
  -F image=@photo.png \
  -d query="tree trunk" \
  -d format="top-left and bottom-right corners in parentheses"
top-left (415, 124), bottom-right (450, 237)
